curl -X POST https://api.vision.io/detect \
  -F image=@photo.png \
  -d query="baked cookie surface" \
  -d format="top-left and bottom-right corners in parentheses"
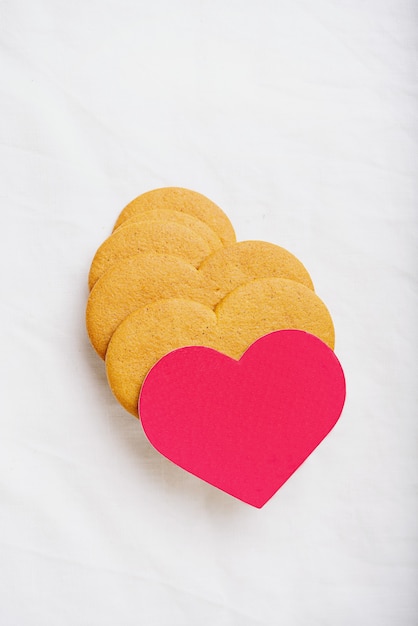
top-left (105, 279), bottom-right (334, 416)
top-left (113, 187), bottom-right (236, 246)
top-left (88, 221), bottom-right (213, 290)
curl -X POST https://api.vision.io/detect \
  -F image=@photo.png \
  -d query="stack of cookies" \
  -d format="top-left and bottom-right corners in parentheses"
top-left (86, 187), bottom-right (335, 417)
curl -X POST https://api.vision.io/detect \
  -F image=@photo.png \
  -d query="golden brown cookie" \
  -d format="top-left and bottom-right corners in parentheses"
top-left (113, 187), bottom-right (236, 246)
top-left (199, 240), bottom-right (314, 295)
top-left (114, 209), bottom-right (223, 254)
top-left (214, 278), bottom-right (334, 356)
top-left (105, 299), bottom-right (218, 415)
top-left (87, 239), bottom-right (317, 359)
top-left (88, 221), bottom-right (213, 290)
top-left (105, 279), bottom-right (334, 416)
top-left (87, 187), bottom-right (338, 420)
top-left (86, 253), bottom-right (220, 359)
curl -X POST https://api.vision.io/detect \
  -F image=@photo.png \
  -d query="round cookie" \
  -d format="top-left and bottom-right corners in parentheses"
top-left (199, 240), bottom-right (314, 296)
top-left (106, 299), bottom-right (219, 415)
top-left (86, 253), bottom-right (219, 359)
top-left (88, 221), bottom-right (214, 290)
top-left (215, 278), bottom-right (335, 356)
top-left (113, 187), bottom-right (236, 246)
top-left (114, 209), bottom-right (223, 254)
top-left (87, 240), bottom-right (318, 360)
top-left (105, 279), bottom-right (334, 416)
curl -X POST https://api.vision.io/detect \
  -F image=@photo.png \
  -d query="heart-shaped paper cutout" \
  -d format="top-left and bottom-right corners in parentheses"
top-left (139, 330), bottom-right (346, 508)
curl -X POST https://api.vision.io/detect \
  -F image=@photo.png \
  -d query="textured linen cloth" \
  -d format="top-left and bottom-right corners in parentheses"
top-left (0, 1), bottom-right (417, 624)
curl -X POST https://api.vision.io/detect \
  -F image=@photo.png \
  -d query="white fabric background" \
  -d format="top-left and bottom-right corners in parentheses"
top-left (1, 1), bottom-right (417, 624)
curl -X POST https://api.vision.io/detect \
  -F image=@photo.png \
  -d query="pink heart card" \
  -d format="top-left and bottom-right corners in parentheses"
top-left (139, 330), bottom-right (346, 508)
